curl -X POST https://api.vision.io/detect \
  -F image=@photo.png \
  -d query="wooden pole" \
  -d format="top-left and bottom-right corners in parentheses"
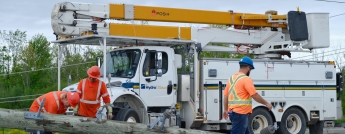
top-left (0, 108), bottom-right (220, 134)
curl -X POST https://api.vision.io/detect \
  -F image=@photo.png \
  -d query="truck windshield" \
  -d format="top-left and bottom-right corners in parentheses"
top-left (100, 49), bottom-right (141, 78)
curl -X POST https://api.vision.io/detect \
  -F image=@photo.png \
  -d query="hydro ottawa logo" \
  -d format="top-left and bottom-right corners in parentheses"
top-left (141, 84), bottom-right (156, 90)
top-left (151, 10), bottom-right (170, 16)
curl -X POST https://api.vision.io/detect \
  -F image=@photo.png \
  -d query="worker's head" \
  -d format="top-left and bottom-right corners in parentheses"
top-left (61, 92), bottom-right (80, 108)
top-left (87, 66), bottom-right (101, 82)
top-left (239, 56), bottom-right (254, 76)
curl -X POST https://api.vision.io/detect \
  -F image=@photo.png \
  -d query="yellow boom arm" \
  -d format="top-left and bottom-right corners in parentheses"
top-left (52, 2), bottom-right (309, 41)
top-left (108, 4), bottom-right (287, 28)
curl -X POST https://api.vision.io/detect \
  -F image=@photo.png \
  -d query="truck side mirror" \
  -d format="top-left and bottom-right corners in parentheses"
top-left (156, 52), bottom-right (163, 77)
top-left (156, 52), bottom-right (162, 69)
top-left (157, 69), bottom-right (162, 77)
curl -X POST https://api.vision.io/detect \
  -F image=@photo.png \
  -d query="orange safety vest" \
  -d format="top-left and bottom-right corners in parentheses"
top-left (30, 91), bottom-right (63, 114)
top-left (76, 78), bottom-right (109, 117)
top-left (79, 78), bottom-right (105, 104)
top-left (228, 74), bottom-right (252, 108)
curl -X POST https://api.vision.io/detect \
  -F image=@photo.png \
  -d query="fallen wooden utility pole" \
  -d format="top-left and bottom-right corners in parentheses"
top-left (0, 108), bottom-right (221, 134)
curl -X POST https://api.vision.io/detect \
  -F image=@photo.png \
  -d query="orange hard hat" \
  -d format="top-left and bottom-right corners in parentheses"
top-left (87, 66), bottom-right (101, 78)
top-left (67, 92), bottom-right (80, 108)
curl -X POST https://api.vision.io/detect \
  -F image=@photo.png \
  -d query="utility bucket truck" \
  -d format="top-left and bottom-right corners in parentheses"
top-left (51, 2), bottom-right (343, 134)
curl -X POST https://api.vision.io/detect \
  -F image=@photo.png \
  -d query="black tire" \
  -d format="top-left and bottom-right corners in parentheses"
top-left (248, 107), bottom-right (274, 133)
top-left (308, 120), bottom-right (324, 134)
top-left (276, 107), bottom-right (306, 134)
top-left (113, 108), bottom-right (140, 123)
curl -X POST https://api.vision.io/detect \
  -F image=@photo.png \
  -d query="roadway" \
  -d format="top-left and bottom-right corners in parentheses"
top-left (304, 127), bottom-right (345, 134)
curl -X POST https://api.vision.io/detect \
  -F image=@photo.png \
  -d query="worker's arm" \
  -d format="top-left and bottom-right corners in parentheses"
top-left (223, 95), bottom-right (228, 112)
top-left (251, 93), bottom-right (269, 106)
top-left (100, 82), bottom-right (112, 112)
top-left (222, 79), bottom-right (230, 119)
top-left (244, 78), bottom-right (272, 110)
top-left (76, 79), bottom-right (83, 98)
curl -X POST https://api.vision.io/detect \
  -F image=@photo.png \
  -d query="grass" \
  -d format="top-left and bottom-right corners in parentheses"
top-left (334, 118), bottom-right (345, 123)
top-left (0, 128), bottom-right (68, 134)
top-left (0, 128), bottom-right (27, 134)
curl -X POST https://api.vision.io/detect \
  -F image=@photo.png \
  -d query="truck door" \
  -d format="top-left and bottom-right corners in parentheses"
top-left (139, 48), bottom-right (175, 107)
top-left (323, 72), bottom-right (339, 120)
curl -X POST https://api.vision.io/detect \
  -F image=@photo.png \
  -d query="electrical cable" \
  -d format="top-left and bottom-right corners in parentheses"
top-left (292, 46), bottom-right (345, 59)
top-left (304, 48), bottom-right (345, 60)
top-left (315, 0), bottom-right (345, 4)
top-left (314, 0), bottom-right (345, 18)
top-left (0, 94), bottom-right (42, 100)
top-left (330, 13), bottom-right (345, 18)
top-left (0, 61), bottom-right (96, 76)
top-left (290, 47), bottom-right (345, 60)
top-left (0, 98), bottom-right (34, 104)
top-left (304, 49), bottom-right (345, 60)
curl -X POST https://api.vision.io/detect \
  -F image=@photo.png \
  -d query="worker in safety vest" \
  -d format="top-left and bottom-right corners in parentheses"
top-left (29, 91), bottom-right (79, 134)
top-left (29, 91), bottom-right (80, 114)
top-left (75, 66), bottom-right (113, 119)
top-left (223, 56), bottom-right (272, 134)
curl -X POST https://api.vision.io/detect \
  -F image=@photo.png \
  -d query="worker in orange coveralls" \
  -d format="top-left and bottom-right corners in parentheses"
top-left (29, 91), bottom-right (80, 134)
top-left (74, 66), bottom-right (113, 119)
top-left (29, 91), bottom-right (80, 114)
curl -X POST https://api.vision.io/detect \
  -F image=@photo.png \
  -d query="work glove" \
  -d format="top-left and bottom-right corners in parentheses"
top-left (107, 113), bottom-right (113, 120)
top-left (107, 105), bottom-right (113, 120)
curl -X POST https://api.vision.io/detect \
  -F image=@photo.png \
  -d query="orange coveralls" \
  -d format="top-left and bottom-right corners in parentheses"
top-left (76, 78), bottom-right (111, 118)
top-left (29, 91), bottom-right (67, 114)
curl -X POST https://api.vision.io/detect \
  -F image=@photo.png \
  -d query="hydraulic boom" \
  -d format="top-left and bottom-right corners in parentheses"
top-left (52, 2), bottom-right (290, 37)
top-left (51, 2), bottom-right (330, 59)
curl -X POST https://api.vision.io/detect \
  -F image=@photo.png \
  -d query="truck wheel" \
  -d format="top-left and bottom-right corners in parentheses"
top-left (114, 108), bottom-right (140, 123)
top-left (276, 107), bottom-right (306, 134)
top-left (248, 107), bottom-right (273, 133)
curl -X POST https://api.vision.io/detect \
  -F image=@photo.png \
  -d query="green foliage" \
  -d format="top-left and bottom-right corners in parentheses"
top-left (0, 30), bottom-right (102, 109)
top-left (0, 128), bottom-right (69, 134)
top-left (0, 128), bottom-right (28, 134)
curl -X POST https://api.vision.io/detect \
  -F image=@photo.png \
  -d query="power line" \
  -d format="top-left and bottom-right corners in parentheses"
top-left (0, 61), bottom-right (96, 76)
top-left (314, 0), bottom-right (345, 18)
top-left (0, 94), bottom-right (42, 100)
top-left (315, 0), bottom-right (345, 3)
top-left (304, 49), bottom-right (345, 60)
top-left (291, 47), bottom-right (345, 60)
top-left (0, 98), bottom-right (34, 104)
top-left (330, 13), bottom-right (345, 18)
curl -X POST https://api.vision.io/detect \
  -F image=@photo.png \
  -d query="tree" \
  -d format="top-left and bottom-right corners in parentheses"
top-left (19, 34), bottom-right (53, 93)
top-left (0, 30), bottom-right (27, 67)
top-left (331, 40), bottom-right (345, 73)
top-left (0, 29), bottom-right (27, 96)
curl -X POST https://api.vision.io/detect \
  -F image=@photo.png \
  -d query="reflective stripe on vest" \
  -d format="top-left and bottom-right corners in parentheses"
top-left (228, 74), bottom-right (252, 106)
top-left (36, 91), bottom-right (60, 113)
top-left (80, 78), bottom-right (102, 104)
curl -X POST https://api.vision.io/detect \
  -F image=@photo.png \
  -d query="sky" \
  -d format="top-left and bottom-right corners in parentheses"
top-left (1, 0), bottom-right (345, 68)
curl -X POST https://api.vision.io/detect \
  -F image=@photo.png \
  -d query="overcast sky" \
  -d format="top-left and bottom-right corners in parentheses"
top-left (1, 0), bottom-right (344, 64)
